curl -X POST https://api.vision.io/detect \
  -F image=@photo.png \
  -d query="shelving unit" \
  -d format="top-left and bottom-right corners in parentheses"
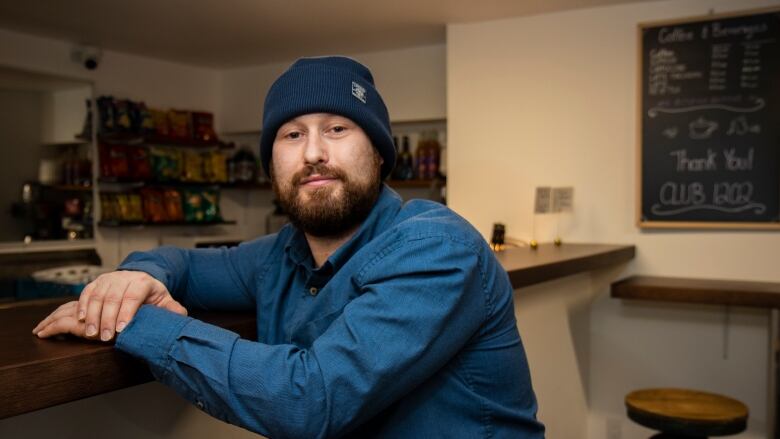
top-left (89, 133), bottom-right (226, 149)
top-left (98, 219), bottom-right (237, 228)
top-left (95, 131), bottom-right (244, 228)
top-left (41, 184), bottom-right (93, 192)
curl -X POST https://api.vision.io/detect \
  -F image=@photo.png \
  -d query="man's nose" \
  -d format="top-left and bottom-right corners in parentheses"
top-left (303, 132), bottom-right (328, 165)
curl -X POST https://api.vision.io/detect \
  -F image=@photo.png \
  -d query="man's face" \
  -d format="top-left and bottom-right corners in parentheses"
top-left (271, 113), bottom-right (383, 238)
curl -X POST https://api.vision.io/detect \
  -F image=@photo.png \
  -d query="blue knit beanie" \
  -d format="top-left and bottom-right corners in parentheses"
top-left (259, 56), bottom-right (395, 179)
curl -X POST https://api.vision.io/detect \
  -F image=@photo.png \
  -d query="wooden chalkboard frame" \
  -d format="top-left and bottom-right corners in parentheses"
top-left (637, 6), bottom-right (780, 230)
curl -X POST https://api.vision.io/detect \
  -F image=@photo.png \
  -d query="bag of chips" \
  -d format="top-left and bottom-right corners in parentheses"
top-left (100, 194), bottom-right (119, 221)
top-left (128, 146), bottom-right (152, 180)
top-left (150, 147), bottom-right (182, 182)
top-left (191, 112), bottom-right (217, 142)
top-left (126, 193), bottom-right (144, 222)
top-left (183, 190), bottom-right (204, 222)
top-left (181, 189), bottom-right (220, 223)
top-left (182, 150), bottom-right (205, 182)
top-left (150, 109), bottom-right (170, 138)
top-left (204, 151), bottom-right (228, 183)
top-left (141, 188), bottom-right (167, 222)
top-left (168, 110), bottom-right (191, 140)
top-left (104, 145), bottom-right (130, 179)
top-left (163, 189), bottom-right (184, 222)
top-left (201, 189), bottom-right (221, 223)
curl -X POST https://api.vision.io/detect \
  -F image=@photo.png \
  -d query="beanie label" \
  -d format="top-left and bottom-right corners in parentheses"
top-left (351, 81), bottom-right (367, 104)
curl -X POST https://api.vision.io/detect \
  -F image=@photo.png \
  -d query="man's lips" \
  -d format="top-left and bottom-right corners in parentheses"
top-left (299, 175), bottom-right (339, 186)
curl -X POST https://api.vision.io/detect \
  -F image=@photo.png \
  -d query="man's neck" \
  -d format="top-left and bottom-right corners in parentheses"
top-left (305, 224), bottom-right (361, 268)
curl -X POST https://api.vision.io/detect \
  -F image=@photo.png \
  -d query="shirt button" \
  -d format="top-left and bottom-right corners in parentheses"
top-left (196, 400), bottom-right (205, 410)
top-left (309, 287), bottom-right (318, 296)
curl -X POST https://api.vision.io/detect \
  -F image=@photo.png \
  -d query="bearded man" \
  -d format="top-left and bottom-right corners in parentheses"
top-left (33, 56), bottom-right (544, 439)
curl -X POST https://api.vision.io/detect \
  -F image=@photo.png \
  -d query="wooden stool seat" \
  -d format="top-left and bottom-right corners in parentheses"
top-left (625, 388), bottom-right (748, 438)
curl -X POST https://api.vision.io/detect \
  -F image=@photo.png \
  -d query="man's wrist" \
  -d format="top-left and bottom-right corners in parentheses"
top-left (115, 304), bottom-right (191, 369)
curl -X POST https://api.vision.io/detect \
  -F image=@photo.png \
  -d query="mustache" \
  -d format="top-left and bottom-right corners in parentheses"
top-left (292, 164), bottom-right (347, 186)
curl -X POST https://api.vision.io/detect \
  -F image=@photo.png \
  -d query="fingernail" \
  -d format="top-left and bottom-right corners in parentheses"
top-left (78, 310), bottom-right (85, 320)
top-left (86, 324), bottom-right (97, 336)
top-left (101, 329), bottom-right (112, 341)
top-left (116, 321), bottom-right (126, 332)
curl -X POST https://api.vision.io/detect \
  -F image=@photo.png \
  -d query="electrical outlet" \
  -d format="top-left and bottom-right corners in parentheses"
top-left (606, 418), bottom-right (621, 439)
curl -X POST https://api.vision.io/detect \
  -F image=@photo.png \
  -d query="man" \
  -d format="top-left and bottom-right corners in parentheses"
top-left (33, 56), bottom-right (544, 438)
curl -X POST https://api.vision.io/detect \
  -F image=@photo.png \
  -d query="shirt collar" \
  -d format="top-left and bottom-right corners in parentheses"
top-left (284, 184), bottom-right (403, 273)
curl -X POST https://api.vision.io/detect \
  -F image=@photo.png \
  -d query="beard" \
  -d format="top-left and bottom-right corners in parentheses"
top-left (271, 154), bottom-right (382, 238)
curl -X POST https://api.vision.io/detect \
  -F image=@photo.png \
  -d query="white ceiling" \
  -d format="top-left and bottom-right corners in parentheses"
top-left (0, 0), bottom-right (655, 68)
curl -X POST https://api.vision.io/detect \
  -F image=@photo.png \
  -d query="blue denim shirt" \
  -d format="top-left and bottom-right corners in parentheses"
top-left (116, 185), bottom-right (544, 438)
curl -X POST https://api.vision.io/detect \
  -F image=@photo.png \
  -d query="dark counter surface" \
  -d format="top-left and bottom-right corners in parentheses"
top-left (0, 299), bottom-right (256, 419)
top-left (496, 242), bottom-right (635, 289)
top-left (0, 242), bottom-right (634, 419)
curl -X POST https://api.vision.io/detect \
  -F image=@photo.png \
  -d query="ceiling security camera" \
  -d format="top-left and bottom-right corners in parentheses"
top-left (71, 46), bottom-right (102, 71)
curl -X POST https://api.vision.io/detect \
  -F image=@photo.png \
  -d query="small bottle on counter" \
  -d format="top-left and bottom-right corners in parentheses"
top-left (398, 136), bottom-right (414, 180)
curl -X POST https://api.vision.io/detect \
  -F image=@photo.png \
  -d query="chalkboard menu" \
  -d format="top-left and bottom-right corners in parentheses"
top-left (639, 8), bottom-right (780, 228)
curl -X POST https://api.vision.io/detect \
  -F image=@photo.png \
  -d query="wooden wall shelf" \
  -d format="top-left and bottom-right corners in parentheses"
top-left (611, 275), bottom-right (780, 309)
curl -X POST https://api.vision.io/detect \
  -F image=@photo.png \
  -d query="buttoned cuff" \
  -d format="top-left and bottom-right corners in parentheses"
top-left (115, 304), bottom-right (191, 376)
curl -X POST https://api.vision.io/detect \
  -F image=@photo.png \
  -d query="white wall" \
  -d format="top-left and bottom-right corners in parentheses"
top-left (218, 44), bottom-right (446, 133)
top-left (448, 0), bottom-right (780, 437)
top-left (0, 27), bottom-right (220, 114)
top-left (41, 87), bottom-right (92, 143)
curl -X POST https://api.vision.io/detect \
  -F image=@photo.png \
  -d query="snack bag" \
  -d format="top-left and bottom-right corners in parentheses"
top-left (182, 150), bottom-right (205, 182)
top-left (183, 190), bottom-right (204, 222)
top-left (201, 189), bottom-right (221, 222)
top-left (108, 145), bottom-right (130, 179)
top-left (163, 189), bottom-right (184, 222)
top-left (168, 110), bottom-right (191, 140)
top-left (150, 109), bottom-right (170, 138)
top-left (127, 193), bottom-right (144, 222)
top-left (138, 103), bottom-right (156, 136)
top-left (116, 194), bottom-right (133, 221)
top-left (115, 100), bottom-right (132, 132)
top-left (141, 188), bottom-right (167, 222)
top-left (100, 194), bottom-right (119, 221)
top-left (150, 147), bottom-right (182, 182)
top-left (191, 112), bottom-right (217, 142)
top-left (128, 146), bottom-right (152, 180)
top-left (204, 151), bottom-right (228, 183)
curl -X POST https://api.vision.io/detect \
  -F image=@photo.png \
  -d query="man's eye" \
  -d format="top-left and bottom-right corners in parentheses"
top-left (286, 131), bottom-right (301, 139)
top-left (331, 126), bottom-right (346, 133)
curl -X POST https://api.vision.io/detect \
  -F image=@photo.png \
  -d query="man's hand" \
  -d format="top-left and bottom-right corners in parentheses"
top-left (32, 271), bottom-right (187, 341)
top-left (32, 301), bottom-right (86, 338)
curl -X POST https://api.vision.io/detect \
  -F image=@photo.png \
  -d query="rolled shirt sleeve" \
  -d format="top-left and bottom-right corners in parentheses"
top-left (115, 235), bottom-right (488, 439)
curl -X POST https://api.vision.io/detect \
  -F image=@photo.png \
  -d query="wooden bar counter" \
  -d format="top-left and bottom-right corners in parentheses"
top-left (0, 242), bottom-right (634, 419)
